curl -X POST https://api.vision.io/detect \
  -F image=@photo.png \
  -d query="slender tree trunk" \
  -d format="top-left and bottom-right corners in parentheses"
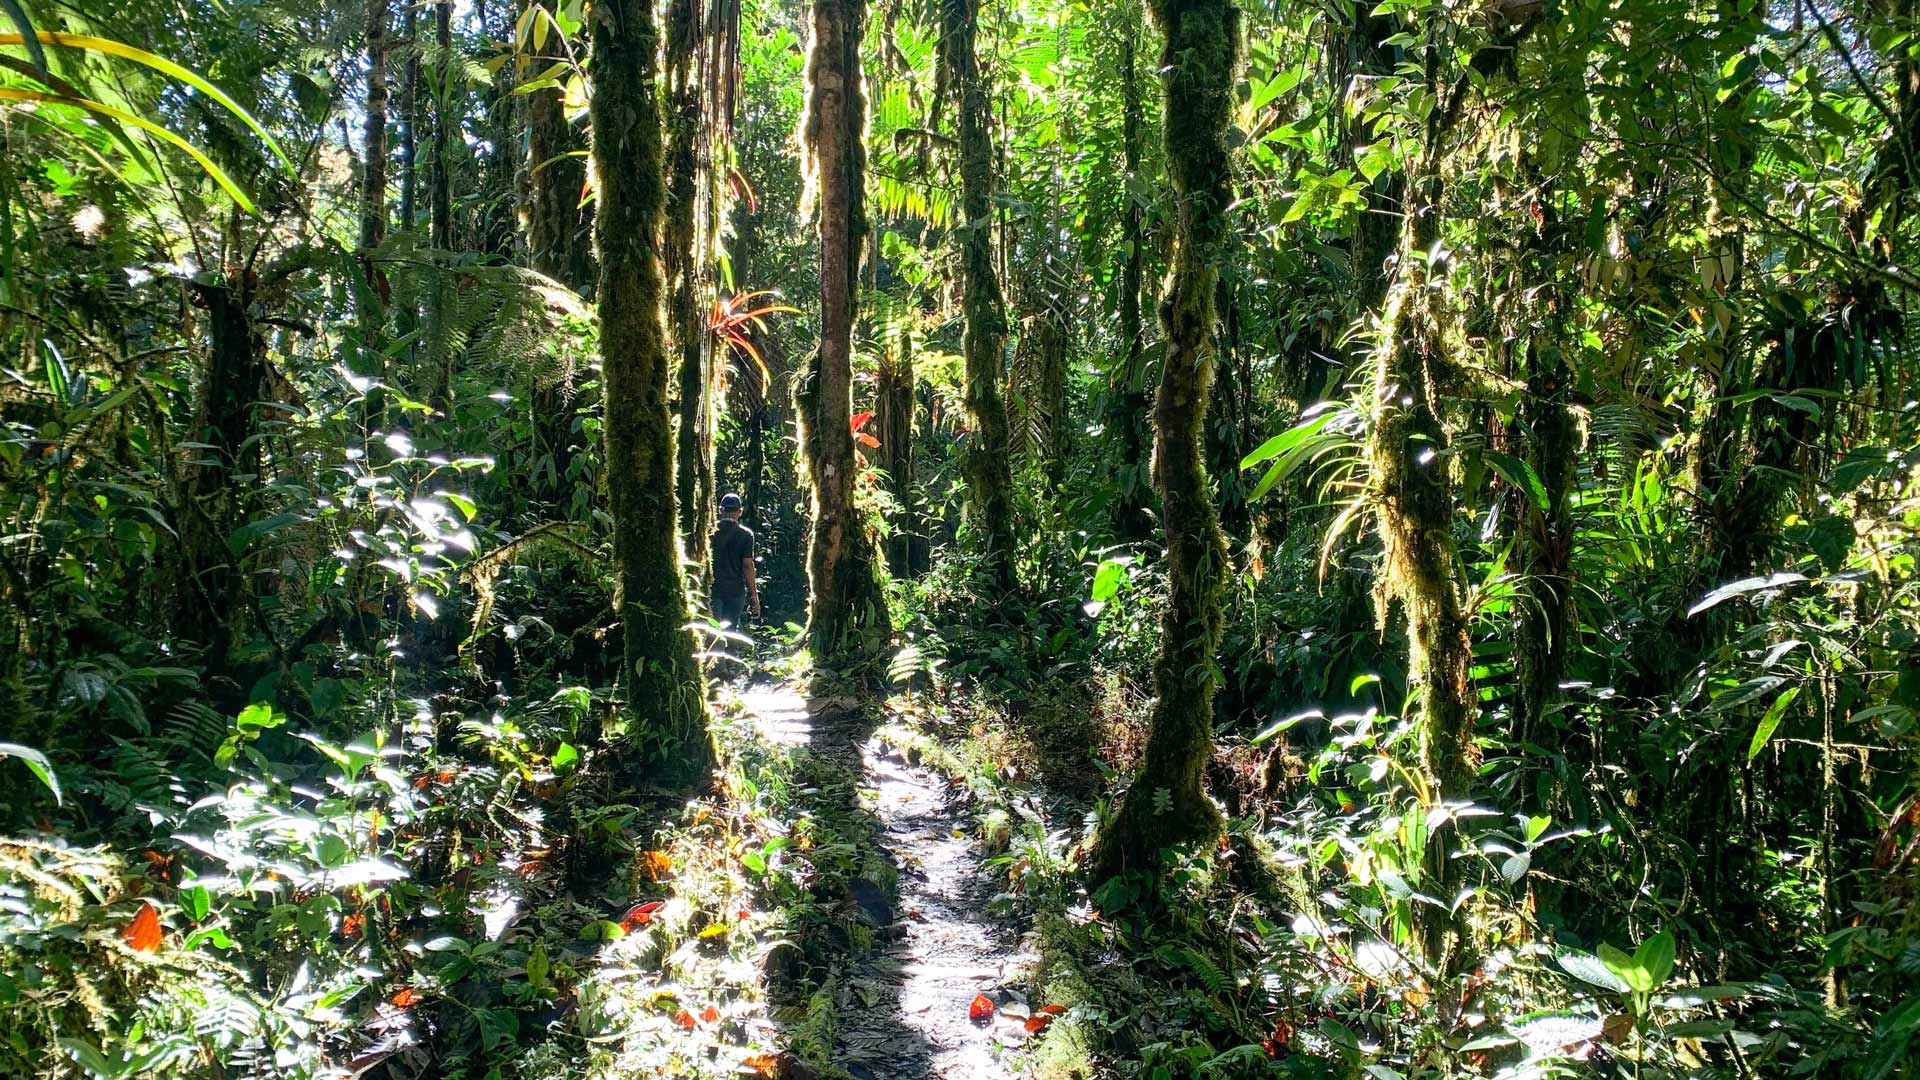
top-left (358, 0), bottom-right (390, 424)
top-left (877, 320), bottom-right (916, 578)
top-left (940, 0), bottom-right (1017, 593)
top-left (1367, 50), bottom-right (1477, 966)
top-left (1108, 11), bottom-right (1155, 539)
top-left (401, 0), bottom-right (418, 235)
top-left (800, 0), bottom-right (891, 670)
top-left (589, 0), bottom-right (715, 782)
top-left (667, 0), bottom-right (716, 592)
top-left (524, 5), bottom-right (592, 291)
top-left (176, 281), bottom-right (267, 675)
top-left (361, 0), bottom-right (389, 257)
top-left (1088, 0), bottom-right (1239, 882)
top-left (424, 0), bottom-right (456, 412)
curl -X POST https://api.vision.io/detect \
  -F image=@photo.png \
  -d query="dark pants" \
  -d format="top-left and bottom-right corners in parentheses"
top-left (712, 591), bottom-right (747, 628)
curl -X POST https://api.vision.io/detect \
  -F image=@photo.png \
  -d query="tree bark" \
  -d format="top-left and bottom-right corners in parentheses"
top-left (360, 0), bottom-right (389, 257)
top-left (877, 319), bottom-right (916, 578)
top-left (800, 0), bottom-right (892, 671)
top-left (1108, 11), bottom-right (1156, 539)
top-left (939, 0), bottom-right (1017, 593)
top-left (589, 0), bottom-right (716, 783)
top-left (1088, 0), bottom-right (1239, 882)
top-left (667, 0), bottom-right (716, 592)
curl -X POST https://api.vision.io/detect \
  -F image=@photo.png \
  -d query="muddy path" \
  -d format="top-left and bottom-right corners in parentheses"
top-left (738, 684), bottom-right (1036, 1080)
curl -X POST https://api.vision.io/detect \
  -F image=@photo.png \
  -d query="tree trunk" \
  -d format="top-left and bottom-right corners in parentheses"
top-left (667, 0), bottom-right (716, 593)
top-left (589, 0), bottom-right (715, 783)
top-left (940, 0), bottom-right (1017, 593)
top-left (1088, 0), bottom-right (1239, 882)
top-left (360, 0), bottom-right (389, 256)
top-left (877, 319), bottom-right (916, 578)
top-left (357, 0), bottom-right (390, 425)
top-left (800, 0), bottom-right (891, 671)
top-left (176, 282), bottom-right (267, 675)
top-left (424, 0), bottom-right (456, 412)
top-left (1108, 12), bottom-right (1155, 540)
top-left (1368, 84), bottom-right (1476, 966)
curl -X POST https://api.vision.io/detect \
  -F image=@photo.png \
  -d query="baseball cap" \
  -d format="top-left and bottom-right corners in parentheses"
top-left (720, 493), bottom-right (743, 510)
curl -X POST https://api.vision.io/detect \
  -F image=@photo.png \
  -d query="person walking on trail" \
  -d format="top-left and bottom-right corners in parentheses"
top-left (711, 493), bottom-right (760, 629)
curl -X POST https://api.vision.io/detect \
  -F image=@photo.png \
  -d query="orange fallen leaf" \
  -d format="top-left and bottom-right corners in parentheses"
top-left (674, 1010), bottom-right (696, 1029)
top-left (620, 901), bottom-right (665, 931)
top-left (640, 850), bottom-right (675, 881)
top-left (1024, 1006), bottom-right (1067, 1034)
top-left (700, 1005), bottom-right (720, 1023)
top-left (968, 994), bottom-right (995, 1024)
top-left (391, 987), bottom-right (421, 1008)
top-left (740, 1054), bottom-right (779, 1078)
top-left (342, 912), bottom-right (366, 938)
top-left (123, 901), bottom-right (162, 953)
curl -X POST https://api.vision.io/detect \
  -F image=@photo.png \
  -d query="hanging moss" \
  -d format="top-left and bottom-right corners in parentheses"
top-left (1088, 0), bottom-right (1240, 882)
top-left (798, 0), bottom-right (892, 673)
top-left (939, 0), bottom-right (1018, 593)
top-left (588, 0), bottom-right (716, 785)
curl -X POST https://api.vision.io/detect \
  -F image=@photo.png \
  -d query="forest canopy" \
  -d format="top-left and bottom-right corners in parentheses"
top-left (2, 0), bottom-right (1919, 1076)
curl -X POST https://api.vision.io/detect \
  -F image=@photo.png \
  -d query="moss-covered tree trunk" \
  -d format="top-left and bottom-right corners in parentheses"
top-left (523, 0), bottom-right (593, 497)
top-left (1367, 68), bottom-right (1475, 964)
top-left (175, 281), bottom-right (267, 675)
top-left (1107, 11), bottom-right (1156, 539)
top-left (939, 0), bottom-right (1017, 592)
top-left (589, 0), bottom-right (716, 783)
top-left (360, 0), bottom-right (389, 258)
top-left (877, 319), bottom-right (916, 579)
top-left (667, 0), bottom-right (716, 589)
top-left (800, 0), bottom-right (891, 671)
top-left (1088, 0), bottom-right (1239, 882)
top-left (524, 0), bottom-right (593, 291)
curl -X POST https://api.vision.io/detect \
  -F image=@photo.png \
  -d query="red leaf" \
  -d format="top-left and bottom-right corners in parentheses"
top-left (391, 986), bottom-right (421, 1008)
top-left (123, 901), bottom-right (162, 953)
top-left (855, 432), bottom-right (881, 448)
top-left (849, 410), bottom-right (875, 434)
top-left (620, 900), bottom-right (666, 930)
top-left (674, 1010), bottom-right (697, 1029)
top-left (740, 1054), bottom-right (779, 1077)
top-left (700, 1005), bottom-right (721, 1023)
top-left (968, 994), bottom-right (995, 1024)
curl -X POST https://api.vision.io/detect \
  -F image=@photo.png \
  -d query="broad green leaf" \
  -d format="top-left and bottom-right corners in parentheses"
top-left (1485, 451), bottom-right (1550, 512)
top-left (1747, 686), bottom-right (1800, 761)
top-left (1598, 942), bottom-right (1652, 992)
top-left (1688, 573), bottom-right (1807, 617)
top-left (1633, 929), bottom-right (1676, 989)
top-left (0, 742), bottom-right (61, 804)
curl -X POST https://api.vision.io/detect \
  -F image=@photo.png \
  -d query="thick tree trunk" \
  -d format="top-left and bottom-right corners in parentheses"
top-left (589, 0), bottom-right (716, 783)
top-left (800, 0), bottom-right (891, 670)
top-left (1108, 13), bottom-right (1155, 539)
top-left (940, 0), bottom-right (1017, 592)
top-left (877, 320), bottom-right (916, 578)
top-left (667, 0), bottom-right (716, 592)
top-left (1089, 0), bottom-right (1239, 882)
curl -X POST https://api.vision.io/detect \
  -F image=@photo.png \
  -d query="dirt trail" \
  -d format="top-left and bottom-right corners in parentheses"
top-left (738, 685), bottom-right (1033, 1080)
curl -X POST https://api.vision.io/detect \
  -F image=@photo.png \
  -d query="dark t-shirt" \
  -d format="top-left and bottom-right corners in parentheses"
top-left (711, 519), bottom-right (755, 598)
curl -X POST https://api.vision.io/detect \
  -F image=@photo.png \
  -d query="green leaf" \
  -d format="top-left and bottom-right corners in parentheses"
top-left (0, 87), bottom-right (258, 212)
top-left (1747, 686), bottom-right (1800, 761)
top-left (1598, 942), bottom-right (1652, 992)
top-left (552, 741), bottom-right (579, 772)
top-left (1634, 929), bottom-right (1676, 989)
top-left (0, 742), bottom-right (61, 804)
top-left (1485, 451), bottom-right (1550, 512)
top-left (1090, 559), bottom-right (1128, 602)
top-left (13, 31), bottom-right (292, 168)
top-left (1558, 950), bottom-right (1632, 992)
top-left (227, 512), bottom-right (302, 554)
top-left (444, 492), bottom-right (478, 521)
top-left (1688, 573), bottom-right (1807, 617)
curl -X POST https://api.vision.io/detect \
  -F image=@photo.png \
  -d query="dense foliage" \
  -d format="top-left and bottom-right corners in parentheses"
top-left (3, 0), bottom-right (1919, 1075)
